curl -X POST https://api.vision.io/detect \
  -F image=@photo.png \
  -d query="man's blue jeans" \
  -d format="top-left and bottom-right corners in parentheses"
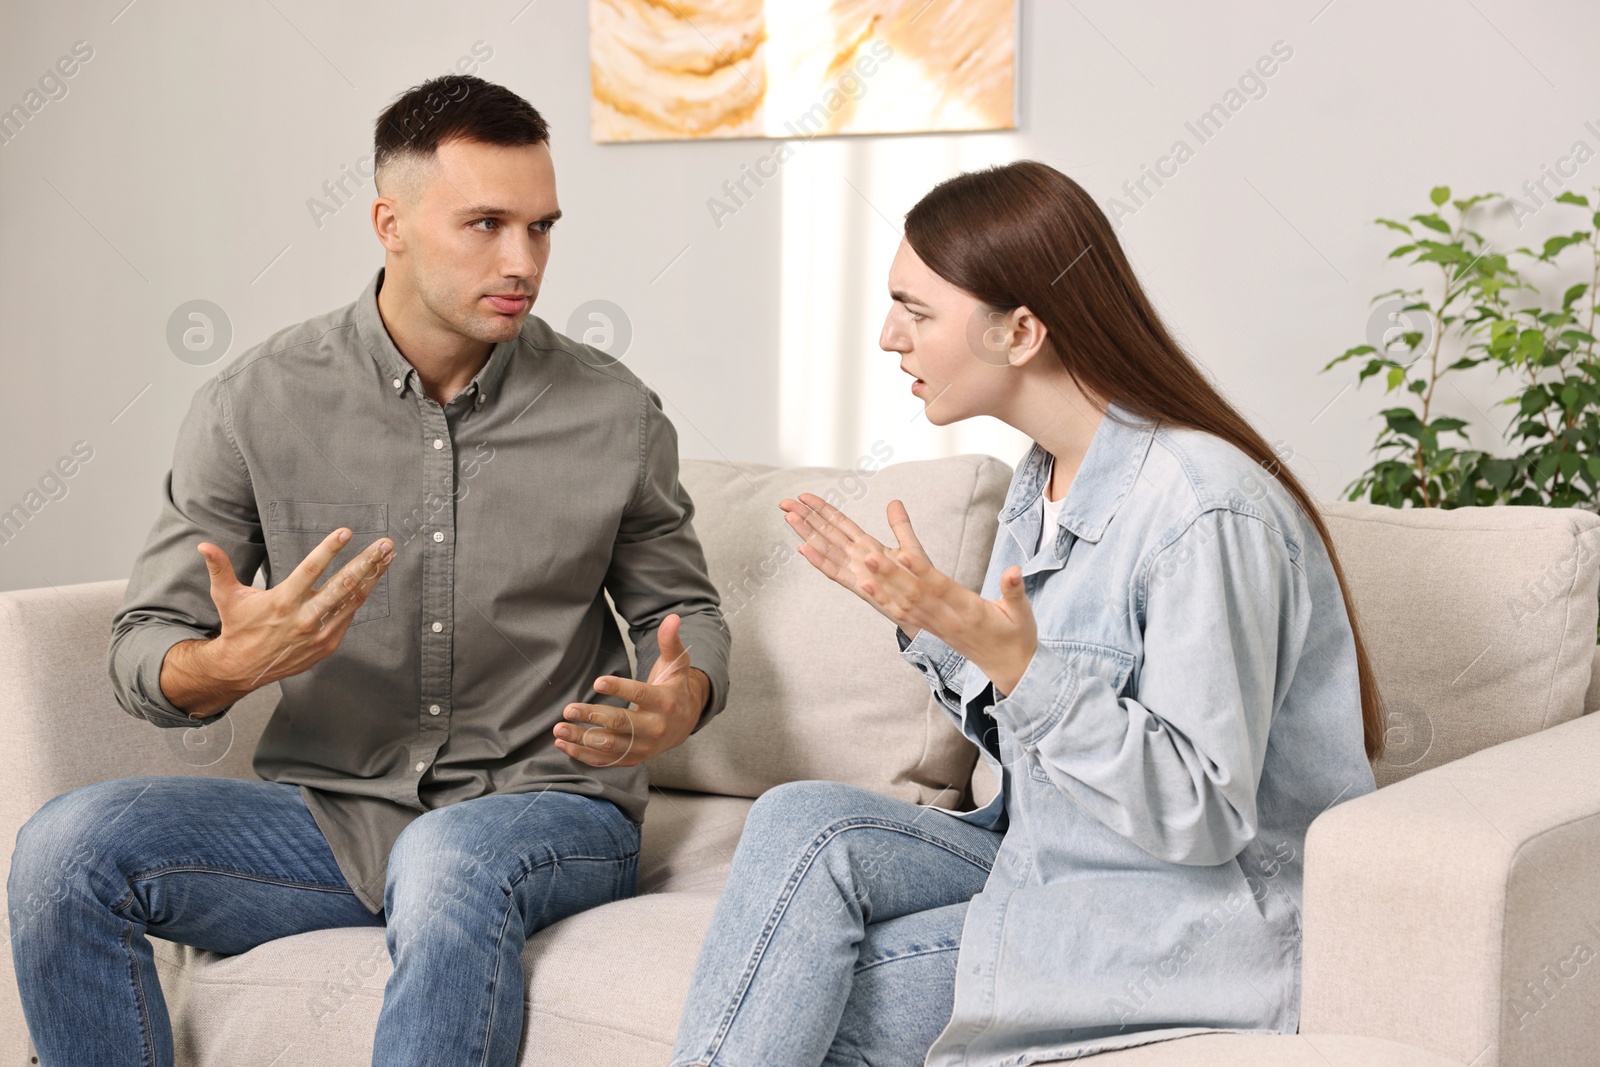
top-left (6, 774), bottom-right (640, 1067)
top-left (669, 780), bottom-right (1005, 1067)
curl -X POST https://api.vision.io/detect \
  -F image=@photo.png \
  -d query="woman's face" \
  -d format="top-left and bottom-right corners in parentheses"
top-left (879, 238), bottom-right (1030, 425)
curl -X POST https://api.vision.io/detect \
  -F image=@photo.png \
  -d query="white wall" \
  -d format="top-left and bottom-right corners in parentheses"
top-left (2, 0), bottom-right (1596, 591)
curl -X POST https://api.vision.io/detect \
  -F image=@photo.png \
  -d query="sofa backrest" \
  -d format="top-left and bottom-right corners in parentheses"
top-left (1319, 501), bottom-right (1600, 787)
top-left (7, 468), bottom-right (1596, 854)
top-left (648, 455), bottom-right (1012, 808)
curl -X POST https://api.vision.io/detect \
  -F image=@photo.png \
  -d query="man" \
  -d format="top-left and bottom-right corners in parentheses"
top-left (7, 74), bottom-right (730, 1067)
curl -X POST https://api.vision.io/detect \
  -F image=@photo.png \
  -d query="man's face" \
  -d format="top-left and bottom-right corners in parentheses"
top-left (380, 137), bottom-right (560, 345)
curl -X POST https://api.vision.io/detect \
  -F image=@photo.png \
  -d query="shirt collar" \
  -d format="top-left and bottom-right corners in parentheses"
top-left (354, 265), bottom-right (518, 406)
top-left (999, 401), bottom-right (1158, 545)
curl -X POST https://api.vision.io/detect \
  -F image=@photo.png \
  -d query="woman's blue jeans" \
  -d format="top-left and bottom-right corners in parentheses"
top-left (670, 779), bottom-right (1005, 1067)
top-left (6, 774), bottom-right (640, 1067)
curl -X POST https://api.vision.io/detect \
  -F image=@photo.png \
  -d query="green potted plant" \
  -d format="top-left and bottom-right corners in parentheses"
top-left (1328, 185), bottom-right (1600, 513)
top-left (1324, 183), bottom-right (1600, 511)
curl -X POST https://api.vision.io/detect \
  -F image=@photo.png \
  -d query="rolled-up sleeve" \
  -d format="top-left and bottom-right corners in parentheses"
top-left (603, 387), bottom-right (731, 734)
top-left (988, 509), bottom-right (1307, 866)
top-left (896, 625), bottom-right (970, 718)
top-left (108, 375), bottom-right (264, 728)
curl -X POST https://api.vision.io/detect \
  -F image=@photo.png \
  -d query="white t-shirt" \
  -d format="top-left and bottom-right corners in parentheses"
top-left (1038, 455), bottom-right (1066, 553)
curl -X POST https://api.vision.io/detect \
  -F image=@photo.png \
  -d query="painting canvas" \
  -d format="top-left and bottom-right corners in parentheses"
top-left (590, 0), bottom-right (1017, 142)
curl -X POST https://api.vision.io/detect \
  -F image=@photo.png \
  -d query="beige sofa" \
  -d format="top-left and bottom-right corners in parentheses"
top-left (5, 454), bottom-right (1600, 1067)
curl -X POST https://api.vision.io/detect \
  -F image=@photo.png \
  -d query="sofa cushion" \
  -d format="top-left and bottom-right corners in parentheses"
top-left (1318, 501), bottom-right (1600, 786)
top-left (151, 892), bottom-right (724, 1067)
top-left (522, 890), bottom-right (721, 1063)
top-left (638, 787), bottom-right (753, 894)
top-left (147, 902), bottom-right (1467, 1067)
top-left (649, 455), bottom-right (1011, 806)
top-left (149, 895), bottom-right (1467, 1067)
top-left (147, 784), bottom-right (748, 1066)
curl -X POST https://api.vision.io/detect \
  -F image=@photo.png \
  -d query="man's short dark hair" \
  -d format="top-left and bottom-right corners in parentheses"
top-left (373, 74), bottom-right (550, 193)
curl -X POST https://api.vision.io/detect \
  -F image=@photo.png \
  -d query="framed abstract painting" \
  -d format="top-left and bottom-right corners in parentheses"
top-left (590, 0), bottom-right (1018, 142)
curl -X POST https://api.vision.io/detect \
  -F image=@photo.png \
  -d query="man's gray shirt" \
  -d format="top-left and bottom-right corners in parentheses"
top-left (108, 266), bottom-right (731, 913)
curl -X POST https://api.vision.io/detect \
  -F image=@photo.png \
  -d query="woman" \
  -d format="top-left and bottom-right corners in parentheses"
top-left (668, 160), bottom-right (1383, 1067)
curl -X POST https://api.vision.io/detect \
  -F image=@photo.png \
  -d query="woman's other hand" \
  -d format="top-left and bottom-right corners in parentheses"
top-left (778, 493), bottom-right (1038, 694)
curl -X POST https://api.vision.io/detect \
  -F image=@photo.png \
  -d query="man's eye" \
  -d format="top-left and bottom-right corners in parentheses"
top-left (471, 218), bottom-right (497, 231)
top-left (534, 220), bottom-right (556, 234)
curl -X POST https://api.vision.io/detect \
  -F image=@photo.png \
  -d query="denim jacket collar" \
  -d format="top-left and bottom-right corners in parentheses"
top-left (998, 401), bottom-right (1158, 550)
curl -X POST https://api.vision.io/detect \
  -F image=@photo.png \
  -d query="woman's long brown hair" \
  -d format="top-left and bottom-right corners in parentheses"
top-left (904, 160), bottom-right (1383, 762)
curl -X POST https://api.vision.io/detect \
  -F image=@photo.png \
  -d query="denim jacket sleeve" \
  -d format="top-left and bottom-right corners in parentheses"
top-left (896, 624), bottom-right (971, 718)
top-left (988, 508), bottom-right (1307, 866)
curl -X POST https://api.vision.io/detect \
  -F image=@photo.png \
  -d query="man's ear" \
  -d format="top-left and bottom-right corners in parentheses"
top-left (372, 196), bottom-right (405, 252)
top-left (1004, 306), bottom-right (1051, 369)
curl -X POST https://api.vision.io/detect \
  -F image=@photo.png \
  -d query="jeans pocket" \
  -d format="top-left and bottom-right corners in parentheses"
top-left (266, 500), bottom-right (391, 625)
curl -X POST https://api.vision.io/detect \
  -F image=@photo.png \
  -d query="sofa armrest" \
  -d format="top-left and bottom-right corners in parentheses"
top-left (1300, 710), bottom-right (1600, 1067)
top-left (0, 580), bottom-right (279, 1065)
top-left (0, 580), bottom-right (274, 886)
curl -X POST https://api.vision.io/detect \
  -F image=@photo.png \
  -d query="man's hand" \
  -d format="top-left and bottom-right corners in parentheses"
top-left (160, 528), bottom-right (395, 717)
top-left (780, 492), bottom-right (1038, 695)
top-left (555, 613), bottom-right (710, 767)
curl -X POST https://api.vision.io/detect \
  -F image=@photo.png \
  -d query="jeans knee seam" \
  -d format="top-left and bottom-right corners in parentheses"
top-left (697, 827), bottom-right (835, 1061)
top-left (698, 818), bottom-right (986, 1062)
top-left (474, 894), bottom-right (522, 1067)
top-left (813, 817), bottom-right (998, 874)
top-left (504, 850), bottom-right (638, 889)
top-left (110, 867), bottom-right (363, 917)
top-left (123, 922), bottom-right (158, 1067)
top-left (854, 940), bottom-right (963, 976)
top-left (464, 851), bottom-right (634, 1062)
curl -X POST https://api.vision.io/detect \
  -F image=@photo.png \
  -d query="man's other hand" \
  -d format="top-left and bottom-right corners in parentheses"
top-left (555, 613), bottom-right (710, 767)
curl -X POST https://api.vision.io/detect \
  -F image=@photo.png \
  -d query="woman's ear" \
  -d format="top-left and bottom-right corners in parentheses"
top-left (1005, 306), bottom-right (1050, 369)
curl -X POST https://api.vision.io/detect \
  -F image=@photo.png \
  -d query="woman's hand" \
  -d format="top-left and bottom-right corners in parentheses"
top-left (778, 492), bottom-right (1039, 695)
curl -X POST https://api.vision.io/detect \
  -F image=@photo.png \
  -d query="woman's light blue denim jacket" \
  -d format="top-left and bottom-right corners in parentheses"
top-left (898, 403), bottom-right (1377, 1066)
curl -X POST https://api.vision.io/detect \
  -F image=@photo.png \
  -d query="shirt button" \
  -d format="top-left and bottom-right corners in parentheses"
top-left (431, 621), bottom-right (443, 633)
top-left (415, 761), bottom-right (426, 772)
top-left (432, 438), bottom-right (444, 449)
top-left (392, 377), bottom-right (401, 389)
top-left (432, 531), bottom-right (444, 542)
top-left (428, 704), bottom-right (441, 715)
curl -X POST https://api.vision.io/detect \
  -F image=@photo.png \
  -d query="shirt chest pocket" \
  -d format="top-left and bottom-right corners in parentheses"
top-left (1026, 639), bottom-right (1136, 784)
top-left (266, 500), bottom-right (391, 626)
